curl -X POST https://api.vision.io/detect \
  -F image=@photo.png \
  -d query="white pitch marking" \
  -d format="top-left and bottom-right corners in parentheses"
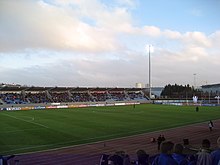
top-left (1, 113), bottom-right (49, 128)
top-left (1, 128), bottom-right (44, 133)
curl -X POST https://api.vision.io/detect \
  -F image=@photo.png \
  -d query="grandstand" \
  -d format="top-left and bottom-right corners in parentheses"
top-left (0, 86), bottom-right (149, 107)
top-left (201, 83), bottom-right (220, 94)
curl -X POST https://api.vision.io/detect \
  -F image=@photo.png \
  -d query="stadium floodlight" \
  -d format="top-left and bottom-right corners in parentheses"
top-left (193, 73), bottom-right (197, 89)
top-left (146, 45), bottom-right (152, 99)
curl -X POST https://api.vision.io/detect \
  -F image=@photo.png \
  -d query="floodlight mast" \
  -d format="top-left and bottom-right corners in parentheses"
top-left (193, 73), bottom-right (197, 89)
top-left (148, 45), bottom-right (151, 99)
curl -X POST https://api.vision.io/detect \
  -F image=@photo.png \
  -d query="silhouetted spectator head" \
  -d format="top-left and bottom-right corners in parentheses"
top-left (108, 154), bottom-right (123, 165)
top-left (115, 150), bottom-right (125, 157)
top-left (174, 143), bottom-right (184, 154)
top-left (136, 149), bottom-right (149, 164)
top-left (161, 141), bottom-right (174, 154)
top-left (202, 139), bottom-right (210, 149)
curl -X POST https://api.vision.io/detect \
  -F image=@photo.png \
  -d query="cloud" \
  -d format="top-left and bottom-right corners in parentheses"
top-left (69, 0), bottom-right (134, 33)
top-left (210, 31), bottom-right (220, 48)
top-left (0, 0), bottom-right (219, 87)
top-left (163, 30), bottom-right (181, 39)
top-left (0, 52), bottom-right (148, 87)
top-left (0, 0), bottom-right (127, 52)
top-left (182, 31), bottom-right (211, 47)
top-left (151, 46), bottom-right (219, 86)
top-left (116, 0), bottom-right (138, 8)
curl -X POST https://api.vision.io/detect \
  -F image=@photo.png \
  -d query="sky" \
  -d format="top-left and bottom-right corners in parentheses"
top-left (0, 0), bottom-right (220, 88)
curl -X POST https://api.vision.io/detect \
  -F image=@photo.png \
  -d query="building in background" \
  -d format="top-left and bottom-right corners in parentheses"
top-left (135, 83), bottom-right (144, 88)
top-left (151, 87), bottom-right (164, 98)
top-left (201, 83), bottom-right (220, 94)
top-left (144, 86), bottom-right (164, 98)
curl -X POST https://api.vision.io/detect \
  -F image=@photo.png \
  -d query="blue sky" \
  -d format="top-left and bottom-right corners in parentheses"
top-left (134, 0), bottom-right (220, 34)
top-left (0, 0), bottom-right (220, 87)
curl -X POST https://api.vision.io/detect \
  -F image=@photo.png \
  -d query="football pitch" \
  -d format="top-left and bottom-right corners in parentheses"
top-left (0, 104), bottom-right (220, 155)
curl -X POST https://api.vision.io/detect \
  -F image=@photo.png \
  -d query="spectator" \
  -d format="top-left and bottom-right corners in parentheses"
top-left (0, 155), bottom-right (15, 165)
top-left (136, 149), bottom-right (149, 165)
top-left (108, 154), bottom-right (123, 165)
top-left (152, 141), bottom-right (178, 165)
top-left (196, 139), bottom-right (212, 165)
top-left (108, 151), bottom-right (130, 165)
top-left (157, 135), bottom-right (162, 151)
top-left (161, 135), bottom-right (166, 142)
top-left (99, 154), bottom-right (109, 165)
top-left (172, 143), bottom-right (188, 165)
top-left (211, 137), bottom-right (220, 165)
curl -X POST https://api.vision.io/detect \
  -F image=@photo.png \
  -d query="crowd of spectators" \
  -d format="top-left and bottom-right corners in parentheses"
top-left (109, 92), bottom-right (127, 101)
top-left (71, 92), bottom-right (94, 102)
top-left (127, 92), bottom-right (148, 101)
top-left (91, 92), bottom-right (110, 102)
top-left (0, 93), bottom-right (27, 104)
top-left (25, 92), bottom-right (51, 103)
top-left (50, 92), bottom-right (72, 103)
top-left (0, 90), bottom-right (148, 104)
top-left (99, 137), bottom-right (220, 165)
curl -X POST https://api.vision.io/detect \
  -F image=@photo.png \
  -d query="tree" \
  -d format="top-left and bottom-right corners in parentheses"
top-left (161, 84), bottom-right (195, 98)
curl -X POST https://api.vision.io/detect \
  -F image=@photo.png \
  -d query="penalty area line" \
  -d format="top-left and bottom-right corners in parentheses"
top-left (1, 113), bottom-right (49, 129)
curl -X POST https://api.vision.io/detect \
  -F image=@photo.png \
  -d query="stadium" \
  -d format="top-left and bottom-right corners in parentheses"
top-left (1, 0), bottom-right (220, 165)
top-left (0, 83), bottom-right (220, 164)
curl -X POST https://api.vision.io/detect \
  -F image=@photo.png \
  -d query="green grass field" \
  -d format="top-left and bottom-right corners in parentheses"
top-left (0, 104), bottom-right (220, 155)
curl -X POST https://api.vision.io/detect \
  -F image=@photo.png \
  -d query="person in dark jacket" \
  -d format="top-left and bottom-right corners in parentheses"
top-left (157, 135), bottom-right (162, 151)
top-left (211, 137), bottom-right (220, 165)
top-left (152, 141), bottom-right (178, 165)
top-left (172, 143), bottom-right (188, 165)
top-left (136, 149), bottom-right (149, 165)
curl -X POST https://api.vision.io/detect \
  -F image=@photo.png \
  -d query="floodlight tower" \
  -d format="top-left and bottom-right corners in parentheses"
top-left (148, 45), bottom-right (151, 99)
top-left (193, 73), bottom-right (197, 89)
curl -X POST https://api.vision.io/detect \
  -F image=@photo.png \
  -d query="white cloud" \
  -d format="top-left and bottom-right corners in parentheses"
top-left (0, 0), bottom-right (219, 87)
top-left (182, 31), bottom-right (212, 47)
top-left (74, 1), bottom-right (134, 33)
top-left (142, 26), bottom-right (161, 37)
top-left (0, 0), bottom-right (124, 52)
top-left (163, 30), bottom-right (182, 39)
top-left (116, 0), bottom-right (137, 8)
top-left (210, 31), bottom-right (220, 48)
